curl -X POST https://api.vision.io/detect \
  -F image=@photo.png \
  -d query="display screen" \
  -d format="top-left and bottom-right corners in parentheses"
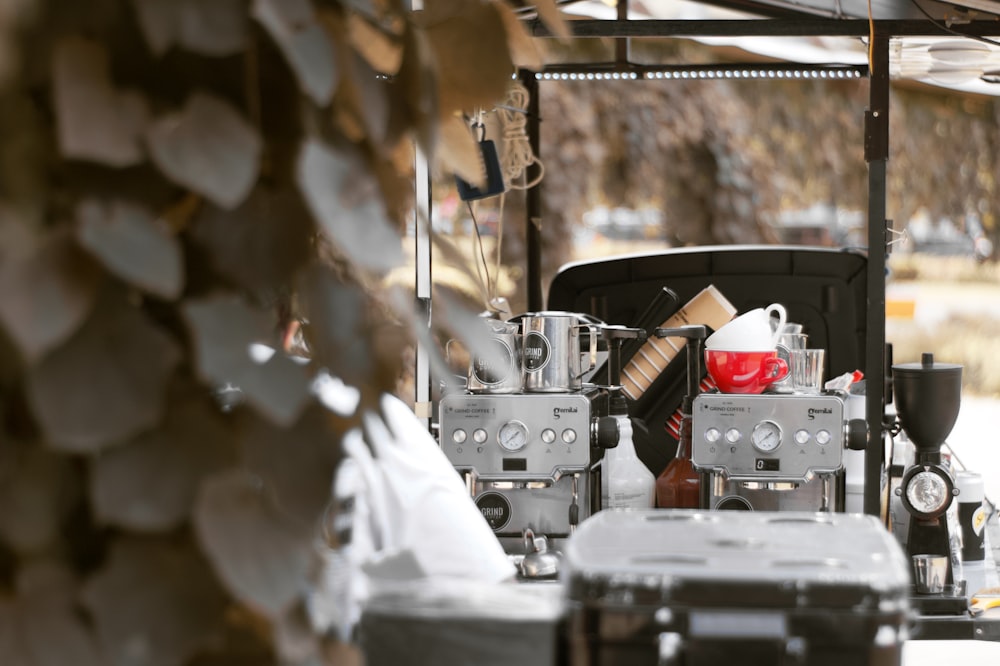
top-left (755, 458), bottom-right (780, 472)
top-left (502, 458), bottom-right (527, 471)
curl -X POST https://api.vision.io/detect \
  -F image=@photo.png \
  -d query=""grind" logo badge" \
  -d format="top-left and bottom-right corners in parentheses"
top-left (472, 338), bottom-right (515, 385)
top-left (522, 331), bottom-right (550, 371)
top-left (476, 492), bottom-right (512, 531)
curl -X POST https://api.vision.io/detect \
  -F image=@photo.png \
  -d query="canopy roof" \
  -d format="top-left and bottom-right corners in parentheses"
top-left (514, 0), bottom-right (1000, 95)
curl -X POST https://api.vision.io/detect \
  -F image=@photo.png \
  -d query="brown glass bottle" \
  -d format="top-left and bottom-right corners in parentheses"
top-left (655, 415), bottom-right (701, 509)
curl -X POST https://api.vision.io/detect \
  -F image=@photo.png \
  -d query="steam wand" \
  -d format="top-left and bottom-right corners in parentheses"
top-left (600, 324), bottom-right (647, 416)
top-left (653, 324), bottom-right (707, 509)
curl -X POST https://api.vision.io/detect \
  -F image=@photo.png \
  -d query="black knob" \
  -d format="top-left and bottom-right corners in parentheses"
top-left (594, 416), bottom-right (620, 449)
top-left (846, 418), bottom-right (869, 451)
top-left (568, 503), bottom-right (579, 526)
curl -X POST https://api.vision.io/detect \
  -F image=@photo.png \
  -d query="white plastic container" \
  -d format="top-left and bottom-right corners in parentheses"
top-left (601, 415), bottom-right (655, 510)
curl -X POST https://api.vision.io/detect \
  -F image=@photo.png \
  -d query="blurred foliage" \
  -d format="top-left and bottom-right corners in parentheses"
top-left (0, 0), bottom-right (564, 664)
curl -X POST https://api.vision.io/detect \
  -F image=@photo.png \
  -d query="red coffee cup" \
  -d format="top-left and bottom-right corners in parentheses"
top-left (704, 349), bottom-right (790, 394)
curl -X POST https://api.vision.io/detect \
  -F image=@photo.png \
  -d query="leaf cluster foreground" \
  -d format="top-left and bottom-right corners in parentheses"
top-left (0, 0), bottom-right (556, 663)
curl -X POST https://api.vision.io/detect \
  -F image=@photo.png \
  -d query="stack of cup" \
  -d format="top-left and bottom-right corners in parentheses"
top-left (704, 303), bottom-right (789, 394)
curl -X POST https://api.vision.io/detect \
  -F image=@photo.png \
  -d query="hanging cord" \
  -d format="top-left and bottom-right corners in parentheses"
top-left (465, 110), bottom-right (497, 311)
top-left (472, 78), bottom-right (546, 315)
top-left (498, 80), bottom-right (544, 190)
top-left (493, 186), bottom-right (506, 314)
top-left (467, 199), bottom-right (494, 311)
top-left (867, 0), bottom-right (875, 76)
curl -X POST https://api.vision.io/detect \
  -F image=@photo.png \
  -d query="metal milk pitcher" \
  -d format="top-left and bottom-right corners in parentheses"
top-left (520, 312), bottom-right (598, 392)
top-left (466, 318), bottom-right (522, 394)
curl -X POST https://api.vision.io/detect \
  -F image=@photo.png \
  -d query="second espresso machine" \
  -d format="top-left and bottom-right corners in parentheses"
top-left (664, 305), bottom-right (867, 512)
top-left (691, 390), bottom-right (867, 511)
top-left (437, 311), bottom-right (642, 568)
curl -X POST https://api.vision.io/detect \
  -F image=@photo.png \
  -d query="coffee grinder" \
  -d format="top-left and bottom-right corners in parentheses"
top-left (892, 352), bottom-right (966, 610)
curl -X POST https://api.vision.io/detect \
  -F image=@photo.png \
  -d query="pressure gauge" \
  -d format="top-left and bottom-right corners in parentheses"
top-left (498, 420), bottom-right (529, 452)
top-left (901, 466), bottom-right (953, 518)
top-left (751, 420), bottom-right (782, 453)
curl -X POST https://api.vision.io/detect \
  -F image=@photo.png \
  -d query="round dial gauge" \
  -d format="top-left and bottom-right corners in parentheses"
top-left (751, 420), bottom-right (782, 453)
top-left (905, 470), bottom-right (950, 516)
top-left (498, 420), bottom-right (529, 452)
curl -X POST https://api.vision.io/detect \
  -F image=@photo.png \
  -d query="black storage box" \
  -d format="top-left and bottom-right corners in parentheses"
top-left (359, 580), bottom-right (565, 666)
top-left (561, 509), bottom-right (911, 666)
top-left (547, 245), bottom-right (868, 474)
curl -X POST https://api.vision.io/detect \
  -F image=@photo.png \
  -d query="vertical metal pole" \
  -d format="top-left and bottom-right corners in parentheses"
top-left (864, 31), bottom-right (890, 517)
top-left (414, 146), bottom-right (433, 431)
top-left (522, 70), bottom-right (543, 312)
top-left (615, 0), bottom-right (630, 68)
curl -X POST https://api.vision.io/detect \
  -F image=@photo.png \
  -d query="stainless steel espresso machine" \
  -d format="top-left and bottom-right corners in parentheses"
top-left (691, 391), bottom-right (867, 511)
top-left (439, 391), bottom-right (604, 551)
top-left (437, 313), bottom-right (639, 569)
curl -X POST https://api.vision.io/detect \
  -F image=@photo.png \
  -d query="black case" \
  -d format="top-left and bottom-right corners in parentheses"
top-left (547, 245), bottom-right (868, 474)
top-left (562, 509), bottom-right (911, 666)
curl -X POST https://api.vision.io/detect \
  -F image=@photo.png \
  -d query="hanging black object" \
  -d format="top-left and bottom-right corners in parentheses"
top-left (455, 122), bottom-right (506, 201)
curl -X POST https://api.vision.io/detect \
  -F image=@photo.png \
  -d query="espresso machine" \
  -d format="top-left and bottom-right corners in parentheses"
top-left (439, 391), bottom-right (605, 552)
top-left (437, 313), bottom-right (637, 565)
top-left (691, 390), bottom-right (867, 511)
top-left (891, 352), bottom-right (967, 613)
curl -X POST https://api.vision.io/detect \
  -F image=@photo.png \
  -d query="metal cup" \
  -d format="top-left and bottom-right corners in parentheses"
top-left (772, 332), bottom-right (808, 392)
top-left (521, 312), bottom-right (597, 392)
top-left (912, 554), bottom-right (948, 594)
top-left (466, 319), bottom-right (522, 394)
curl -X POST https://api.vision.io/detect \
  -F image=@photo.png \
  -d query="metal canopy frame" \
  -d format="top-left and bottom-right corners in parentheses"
top-left (527, 17), bottom-right (1000, 38)
top-left (517, 11), bottom-right (997, 517)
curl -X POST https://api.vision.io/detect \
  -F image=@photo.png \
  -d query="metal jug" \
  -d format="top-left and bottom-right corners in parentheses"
top-left (466, 318), bottom-right (522, 394)
top-left (520, 312), bottom-right (598, 393)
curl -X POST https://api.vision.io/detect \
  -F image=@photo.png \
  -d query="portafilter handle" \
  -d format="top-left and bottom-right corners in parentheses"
top-left (655, 325), bottom-right (708, 406)
top-left (600, 324), bottom-right (647, 386)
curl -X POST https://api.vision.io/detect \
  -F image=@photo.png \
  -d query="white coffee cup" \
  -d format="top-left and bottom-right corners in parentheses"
top-left (705, 303), bottom-right (787, 351)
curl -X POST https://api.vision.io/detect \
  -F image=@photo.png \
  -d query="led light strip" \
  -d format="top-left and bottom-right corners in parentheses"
top-left (536, 68), bottom-right (865, 80)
